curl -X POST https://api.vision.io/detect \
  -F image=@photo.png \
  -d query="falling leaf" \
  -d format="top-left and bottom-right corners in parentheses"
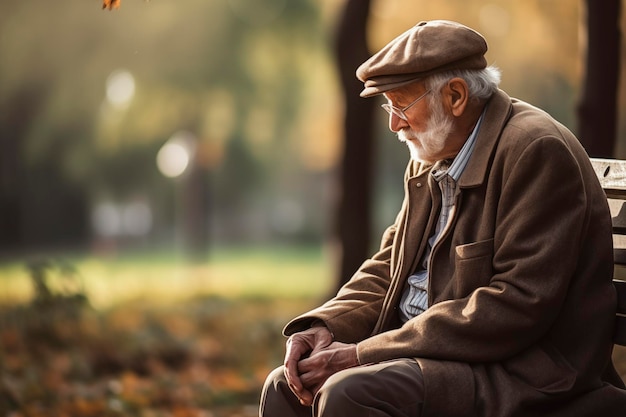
top-left (102, 0), bottom-right (121, 10)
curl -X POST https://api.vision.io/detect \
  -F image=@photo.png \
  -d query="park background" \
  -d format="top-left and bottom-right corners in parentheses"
top-left (0, 0), bottom-right (625, 416)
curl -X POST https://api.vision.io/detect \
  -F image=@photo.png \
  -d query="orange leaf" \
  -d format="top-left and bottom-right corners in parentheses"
top-left (102, 0), bottom-right (121, 10)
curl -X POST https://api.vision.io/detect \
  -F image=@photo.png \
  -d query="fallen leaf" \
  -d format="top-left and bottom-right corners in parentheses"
top-left (102, 0), bottom-right (121, 10)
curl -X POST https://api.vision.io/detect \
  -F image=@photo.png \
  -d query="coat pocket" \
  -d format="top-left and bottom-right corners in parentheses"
top-left (453, 238), bottom-right (494, 298)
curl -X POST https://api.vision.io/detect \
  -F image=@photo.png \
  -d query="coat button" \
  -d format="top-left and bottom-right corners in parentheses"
top-left (415, 182), bottom-right (422, 188)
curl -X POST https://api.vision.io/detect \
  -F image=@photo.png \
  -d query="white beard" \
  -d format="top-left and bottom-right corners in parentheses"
top-left (397, 99), bottom-right (454, 163)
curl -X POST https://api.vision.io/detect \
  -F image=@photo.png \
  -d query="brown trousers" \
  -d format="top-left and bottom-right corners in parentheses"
top-left (259, 359), bottom-right (424, 417)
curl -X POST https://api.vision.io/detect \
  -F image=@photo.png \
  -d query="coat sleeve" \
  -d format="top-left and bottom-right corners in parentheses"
top-left (282, 222), bottom-right (396, 340)
top-left (355, 136), bottom-right (601, 364)
top-left (282, 163), bottom-right (420, 341)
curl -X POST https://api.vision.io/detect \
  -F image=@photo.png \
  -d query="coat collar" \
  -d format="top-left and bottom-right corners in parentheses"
top-left (407, 89), bottom-right (513, 186)
top-left (457, 89), bottom-right (513, 188)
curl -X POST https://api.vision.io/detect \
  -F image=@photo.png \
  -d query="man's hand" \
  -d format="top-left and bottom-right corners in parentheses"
top-left (296, 341), bottom-right (359, 405)
top-left (283, 325), bottom-right (333, 406)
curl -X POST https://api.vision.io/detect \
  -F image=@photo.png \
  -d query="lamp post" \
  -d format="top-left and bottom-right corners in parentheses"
top-left (157, 131), bottom-right (209, 260)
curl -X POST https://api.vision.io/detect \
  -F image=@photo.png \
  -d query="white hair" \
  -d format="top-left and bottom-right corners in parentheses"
top-left (425, 65), bottom-right (502, 102)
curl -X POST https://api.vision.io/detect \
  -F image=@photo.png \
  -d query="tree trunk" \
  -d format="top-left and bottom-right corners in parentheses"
top-left (577, 0), bottom-right (621, 157)
top-left (334, 0), bottom-right (375, 291)
top-left (0, 85), bottom-right (48, 256)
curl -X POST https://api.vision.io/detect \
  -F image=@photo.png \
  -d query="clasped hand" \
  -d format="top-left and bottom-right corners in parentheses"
top-left (283, 325), bottom-right (359, 406)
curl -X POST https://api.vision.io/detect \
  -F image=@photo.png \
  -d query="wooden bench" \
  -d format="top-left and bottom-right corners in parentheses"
top-left (590, 158), bottom-right (626, 346)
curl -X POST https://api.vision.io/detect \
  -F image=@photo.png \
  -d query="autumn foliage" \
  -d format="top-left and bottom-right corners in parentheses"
top-left (0, 261), bottom-right (303, 416)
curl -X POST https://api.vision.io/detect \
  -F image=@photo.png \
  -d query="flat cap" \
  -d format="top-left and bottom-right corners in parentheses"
top-left (356, 20), bottom-right (488, 97)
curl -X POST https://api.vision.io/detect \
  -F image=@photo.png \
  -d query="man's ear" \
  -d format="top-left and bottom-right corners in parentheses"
top-left (445, 77), bottom-right (470, 117)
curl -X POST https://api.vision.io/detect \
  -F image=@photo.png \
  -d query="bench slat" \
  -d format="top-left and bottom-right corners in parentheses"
top-left (616, 280), bottom-right (626, 346)
top-left (615, 316), bottom-right (626, 346)
top-left (592, 158), bottom-right (626, 198)
top-left (614, 249), bottom-right (626, 265)
top-left (616, 279), bottom-right (626, 316)
top-left (610, 200), bottom-right (626, 234)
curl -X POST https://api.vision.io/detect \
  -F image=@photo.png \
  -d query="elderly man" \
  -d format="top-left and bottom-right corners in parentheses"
top-left (259, 20), bottom-right (626, 416)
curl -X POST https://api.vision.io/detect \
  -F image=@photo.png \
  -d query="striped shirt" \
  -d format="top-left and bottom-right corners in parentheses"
top-left (399, 112), bottom-right (484, 322)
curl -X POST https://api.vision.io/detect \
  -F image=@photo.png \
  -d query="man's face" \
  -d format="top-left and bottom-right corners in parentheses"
top-left (397, 94), bottom-right (454, 163)
top-left (384, 85), bottom-right (455, 164)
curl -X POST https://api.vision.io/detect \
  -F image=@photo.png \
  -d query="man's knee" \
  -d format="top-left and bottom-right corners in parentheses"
top-left (261, 366), bottom-right (313, 417)
top-left (261, 366), bottom-right (294, 405)
top-left (314, 360), bottom-right (424, 416)
top-left (314, 369), bottom-right (361, 415)
top-left (317, 368), bottom-right (362, 402)
top-left (260, 366), bottom-right (289, 413)
top-left (263, 366), bottom-right (288, 392)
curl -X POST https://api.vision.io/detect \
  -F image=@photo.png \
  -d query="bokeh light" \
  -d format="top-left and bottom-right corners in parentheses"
top-left (105, 69), bottom-right (136, 108)
top-left (156, 131), bottom-right (196, 178)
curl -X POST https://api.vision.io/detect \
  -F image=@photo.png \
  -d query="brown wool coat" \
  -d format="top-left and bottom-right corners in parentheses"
top-left (285, 89), bottom-right (626, 416)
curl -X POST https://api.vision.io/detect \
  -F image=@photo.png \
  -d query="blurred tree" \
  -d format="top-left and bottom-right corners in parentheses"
top-left (334, 0), bottom-right (376, 290)
top-left (577, 0), bottom-right (621, 157)
top-left (0, 85), bottom-right (48, 254)
top-left (0, 81), bottom-right (90, 255)
top-left (0, 0), bottom-right (327, 254)
top-left (3, 0), bottom-right (622, 262)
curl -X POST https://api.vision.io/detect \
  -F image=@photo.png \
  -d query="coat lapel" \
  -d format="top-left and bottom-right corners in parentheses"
top-left (458, 89), bottom-right (513, 189)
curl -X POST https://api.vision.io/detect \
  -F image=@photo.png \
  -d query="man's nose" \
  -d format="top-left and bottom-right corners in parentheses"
top-left (389, 113), bottom-right (408, 133)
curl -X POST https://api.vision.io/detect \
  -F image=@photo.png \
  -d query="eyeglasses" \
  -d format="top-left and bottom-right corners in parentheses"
top-left (381, 89), bottom-right (431, 121)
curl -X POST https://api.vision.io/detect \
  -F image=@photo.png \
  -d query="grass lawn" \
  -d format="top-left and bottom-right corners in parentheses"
top-left (0, 245), bottom-right (334, 308)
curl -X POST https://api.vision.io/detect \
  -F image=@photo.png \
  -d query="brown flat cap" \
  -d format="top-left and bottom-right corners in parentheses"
top-left (356, 20), bottom-right (488, 97)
